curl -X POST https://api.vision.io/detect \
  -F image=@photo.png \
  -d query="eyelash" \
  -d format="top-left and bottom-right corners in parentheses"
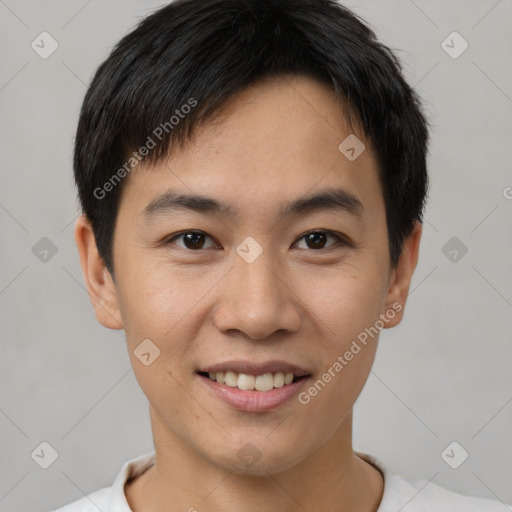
top-left (164, 230), bottom-right (351, 252)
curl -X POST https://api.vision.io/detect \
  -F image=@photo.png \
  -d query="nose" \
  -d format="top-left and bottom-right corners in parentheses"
top-left (213, 248), bottom-right (303, 340)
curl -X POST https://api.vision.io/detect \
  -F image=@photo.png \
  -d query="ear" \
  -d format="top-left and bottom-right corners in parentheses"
top-left (382, 221), bottom-right (422, 328)
top-left (74, 214), bottom-right (123, 330)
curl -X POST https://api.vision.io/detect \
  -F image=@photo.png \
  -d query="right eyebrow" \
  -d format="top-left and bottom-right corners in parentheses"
top-left (141, 186), bottom-right (364, 222)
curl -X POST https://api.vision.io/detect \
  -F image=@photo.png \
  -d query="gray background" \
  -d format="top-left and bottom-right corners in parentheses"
top-left (1, 0), bottom-right (511, 510)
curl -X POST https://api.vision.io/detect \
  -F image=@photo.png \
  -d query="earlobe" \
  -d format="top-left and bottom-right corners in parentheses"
top-left (74, 214), bottom-right (123, 330)
top-left (382, 221), bottom-right (423, 328)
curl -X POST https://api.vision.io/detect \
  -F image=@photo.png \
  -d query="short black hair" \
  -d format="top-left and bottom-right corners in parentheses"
top-left (74, 0), bottom-right (430, 275)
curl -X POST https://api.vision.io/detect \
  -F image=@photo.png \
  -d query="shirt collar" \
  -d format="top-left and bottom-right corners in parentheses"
top-left (107, 450), bottom-right (399, 512)
top-left (109, 450), bottom-right (156, 512)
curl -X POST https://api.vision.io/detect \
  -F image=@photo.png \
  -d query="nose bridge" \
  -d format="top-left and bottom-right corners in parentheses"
top-left (234, 242), bottom-right (284, 313)
top-left (237, 248), bottom-right (279, 308)
top-left (214, 241), bottom-right (302, 338)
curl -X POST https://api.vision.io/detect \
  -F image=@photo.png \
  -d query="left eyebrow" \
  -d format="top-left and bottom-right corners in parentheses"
top-left (142, 187), bottom-right (364, 221)
top-left (278, 188), bottom-right (364, 219)
top-left (143, 190), bottom-right (239, 219)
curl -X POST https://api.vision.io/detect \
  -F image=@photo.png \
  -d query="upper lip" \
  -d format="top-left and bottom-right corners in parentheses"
top-left (198, 360), bottom-right (311, 377)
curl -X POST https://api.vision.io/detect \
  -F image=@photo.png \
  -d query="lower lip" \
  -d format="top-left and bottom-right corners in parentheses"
top-left (198, 374), bottom-right (310, 412)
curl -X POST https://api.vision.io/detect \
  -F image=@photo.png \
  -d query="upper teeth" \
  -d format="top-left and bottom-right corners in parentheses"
top-left (207, 371), bottom-right (295, 391)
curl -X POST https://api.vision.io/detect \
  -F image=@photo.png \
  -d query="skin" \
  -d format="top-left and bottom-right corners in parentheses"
top-left (75, 74), bottom-right (422, 512)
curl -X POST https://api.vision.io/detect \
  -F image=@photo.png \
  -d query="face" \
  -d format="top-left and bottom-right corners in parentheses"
top-left (77, 74), bottom-right (421, 475)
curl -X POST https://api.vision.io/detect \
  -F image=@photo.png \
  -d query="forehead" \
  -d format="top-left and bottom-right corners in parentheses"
top-left (118, 74), bottom-right (383, 225)
top-left (189, 74), bottom-right (362, 161)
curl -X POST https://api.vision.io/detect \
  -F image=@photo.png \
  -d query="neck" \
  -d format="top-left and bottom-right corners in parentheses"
top-left (125, 407), bottom-right (384, 512)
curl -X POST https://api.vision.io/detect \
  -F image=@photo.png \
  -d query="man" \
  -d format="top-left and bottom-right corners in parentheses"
top-left (54, 0), bottom-right (509, 510)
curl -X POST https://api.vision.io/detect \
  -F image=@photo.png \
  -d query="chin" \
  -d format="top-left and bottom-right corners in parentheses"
top-left (207, 442), bottom-right (309, 477)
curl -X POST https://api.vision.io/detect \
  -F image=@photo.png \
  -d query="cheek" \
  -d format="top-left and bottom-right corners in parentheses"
top-left (115, 256), bottom-right (223, 372)
top-left (116, 251), bottom-right (196, 333)
top-left (299, 266), bottom-right (386, 413)
top-left (116, 265), bottom-right (201, 408)
top-left (298, 345), bottom-right (376, 432)
top-left (313, 264), bottom-right (388, 348)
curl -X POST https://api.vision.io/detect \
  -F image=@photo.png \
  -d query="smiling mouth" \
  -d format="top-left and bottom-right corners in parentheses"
top-left (197, 371), bottom-right (309, 392)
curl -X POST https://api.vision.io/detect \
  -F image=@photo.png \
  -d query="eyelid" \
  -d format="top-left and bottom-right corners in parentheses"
top-left (165, 230), bottom-right (219, 249)
top-left (165, 229), bottom-right (352, 251)
top-left (292, 230), bottom-right (352, 250)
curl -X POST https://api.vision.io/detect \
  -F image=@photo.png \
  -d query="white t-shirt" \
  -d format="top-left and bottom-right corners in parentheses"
top-left (50, 451), bottom-right (510, 511)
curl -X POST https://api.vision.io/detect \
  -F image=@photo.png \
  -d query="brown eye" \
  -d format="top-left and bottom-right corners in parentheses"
top-left (295, 231), bottom-right (347, 250)
top-left (166, 231), bottom-right (217, 250)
